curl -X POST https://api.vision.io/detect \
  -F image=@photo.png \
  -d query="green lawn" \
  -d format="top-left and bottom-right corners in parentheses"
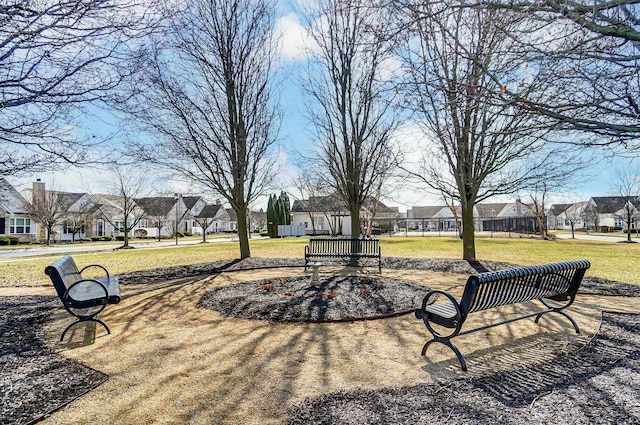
top-left (1, 236), bottom-right (638, 287)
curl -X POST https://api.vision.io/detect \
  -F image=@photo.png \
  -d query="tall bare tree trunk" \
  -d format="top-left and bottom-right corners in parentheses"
top-left (461, 203), bottom-right (476, 261)
top-left (236, 208), bottom-right (250, 259)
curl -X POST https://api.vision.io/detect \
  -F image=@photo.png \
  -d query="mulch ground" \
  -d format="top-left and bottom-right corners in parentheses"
top-left (1, 257), bottom-right (638, 425)
top-left (197, 275), bottom-right (426, 322)
top-left (0, 296), bottom-right (107, 425)
top-left (288, 311), bottom-right (640, 425)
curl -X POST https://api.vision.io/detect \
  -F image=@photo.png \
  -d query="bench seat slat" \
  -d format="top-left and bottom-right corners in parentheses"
top-left (425, 302), bottom-right (457, 319)
top-left (67, 277), bottom-right (121, 304)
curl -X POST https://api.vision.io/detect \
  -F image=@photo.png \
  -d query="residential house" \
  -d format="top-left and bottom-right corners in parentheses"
top-left (248, 209), bottom-right (267, 233)
top-left (23, 180), bottom-right (108, 242)
top-left (0, 178), bottom-right (36, 241)
top-left (195, 202), bottom-right (234, 233)
top-left (182, 196), bottom-right (207, 234)
top-left (546, 203), bottom-right (572, 230)
top-left (547, 196), bottom-right (640, 232)
top-left (555, 201), bottom-right (591, 231)
top-left (407, 205), bottom-right (462, 232)
top-left (225, 208), bottom-right (238, 232)
top-left (291, 194), bottom-right (400, 236)
top-left (588, 196), bottom-right (640, 231)
top-left (407, 200), bottom-right (538, 233)
top-left (133, 197), bottom-right (179, 238)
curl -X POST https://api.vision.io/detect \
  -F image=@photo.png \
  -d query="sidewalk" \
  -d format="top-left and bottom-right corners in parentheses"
top-left (554, 232), bottom-right (636, 242)
top-left (0, 235), bottom-right (261, 260)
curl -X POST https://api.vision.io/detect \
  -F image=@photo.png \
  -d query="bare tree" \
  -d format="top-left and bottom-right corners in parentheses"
top-left (611, 164), bottom-right (640, 242)
top-left (123, 0), bottom-right (279, 259)
top-left (28, 185), bottom-right (66, 245)
top-left (521, 183), bottom-right (552, 240)
top-left (446, 0), bottom-right (640, 143)
top-left (134, 196), bottom-right (175, 241)
top-left (398, 4), bottom-right (583, 260)
top-left (99, 168), bottom-right (149, 249)
top-left (289, 169), bottom-right (334, 235)
top-left (581, 202), bottom-right (600, 233)
top-left (0, 0), bottom-right (163, 177)
top-left (64, 211), bottom-right (90, 242)
top-left (302, 0), bottom-right (401, 239)
top-left (563, 201), bottom-right (588, 239)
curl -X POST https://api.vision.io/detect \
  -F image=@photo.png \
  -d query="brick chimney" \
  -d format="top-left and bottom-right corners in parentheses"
top-left (32, 179), bottom-right (46, 206)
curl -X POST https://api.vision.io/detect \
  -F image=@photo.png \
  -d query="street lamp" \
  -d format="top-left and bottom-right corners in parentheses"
top-left (173, 193), bottom-right (180, 246)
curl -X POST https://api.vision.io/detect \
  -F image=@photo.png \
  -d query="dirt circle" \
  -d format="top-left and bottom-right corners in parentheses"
top-left (198, 275), bottom-right (428, 322)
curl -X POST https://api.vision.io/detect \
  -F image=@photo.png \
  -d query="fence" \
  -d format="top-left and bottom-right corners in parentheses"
top-left (369, 216), bottom-right (543, 237)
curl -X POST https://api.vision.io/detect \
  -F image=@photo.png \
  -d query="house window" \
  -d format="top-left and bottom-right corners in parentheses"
top-left (114, 220), bottom-right (126, 232)
top-left (137, 219), bottom-right (148, 228)
top-left (97, 220), bottom-right (104, 236)
top-left (614, 217), bottom-right (623, 228)
top-left (63, 220), bottom-right (84, 234)
top-left (10, 218), bottom-right (31, 234)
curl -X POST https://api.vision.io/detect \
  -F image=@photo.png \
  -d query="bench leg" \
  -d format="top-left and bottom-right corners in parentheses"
top-left (422, 338), bottom-right (468, 372)
top-left (534, 310), bottom-right (580, 334)
top-left (60, 317), bottom-right (111, 342)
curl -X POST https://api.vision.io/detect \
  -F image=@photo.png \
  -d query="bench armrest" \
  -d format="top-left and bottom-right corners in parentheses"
top-left (80, 264), bottom-right (110, 280)
top-left (416, 289), bottom-right (464, 338)
top-left (64, 278), bottom-right (109, 303)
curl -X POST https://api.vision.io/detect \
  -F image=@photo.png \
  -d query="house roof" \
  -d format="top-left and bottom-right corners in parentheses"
top-left (182, 196), bottom-right (202, 210)
top-left (196, 204), bottom-right (223, 219)
top-left (54, 192), bottom-right (85, 210)
top-left (291, 194), bottom-right (347, 213)
top-left (250, 210), bottom-right (266, 221)
top-left (547, 203), bottom-right (572, 216)
top-left (408, 206), bottom-right (445, 218)
top-left (361, 197), bottom-right (398, 216)
top-left (291, 194), bottom-right (398, 217)
top-left (90, 194), bottom-right (126, 211)
top-left (134, 197), bottom-right (176, 216)
top-left (0, 178), bottom-right (31, 214)
top-left (226, 208), bottom-right (237, 221)
top-left (474, 203), bottom-right (510, 218)
top-left (591, 196), bottom-right (640, 213)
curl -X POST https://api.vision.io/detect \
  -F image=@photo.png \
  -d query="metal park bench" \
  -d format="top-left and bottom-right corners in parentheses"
top-left (415, 259), bottom-right (590, 371)
top-left (45, 255), bottom-right (121, 341)
top-left (304, 237), bottom-right (382, 273)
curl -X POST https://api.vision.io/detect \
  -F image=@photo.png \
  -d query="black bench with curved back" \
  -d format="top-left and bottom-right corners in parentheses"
top-left (45, 255), bottom-right (121, 341)
top-left (415, 259), bottom-right (590, 371)
top-left (304, 237), bottom-right (382, 273)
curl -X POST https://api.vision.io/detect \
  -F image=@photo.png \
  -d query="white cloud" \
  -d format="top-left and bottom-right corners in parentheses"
top-left (275, 13), bottom-right (312, 61)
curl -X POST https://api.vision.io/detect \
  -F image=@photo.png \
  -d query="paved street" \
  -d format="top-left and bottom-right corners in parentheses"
top-left (0, 236), bottom-right (246, 260)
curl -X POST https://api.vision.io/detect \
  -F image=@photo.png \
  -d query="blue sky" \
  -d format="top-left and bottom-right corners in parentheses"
top-left (12, 2), bottom-right (632, 212)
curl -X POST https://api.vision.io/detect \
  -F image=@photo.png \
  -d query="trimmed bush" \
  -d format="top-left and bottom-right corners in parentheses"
top-left (8, 236), bottom-right (19, 245)
top-left (0, 237), bottom-right (9, 245)
top-left (90, 236), bottom-right (102, 242)
top-left (102, 236), bottom-right (114, 241)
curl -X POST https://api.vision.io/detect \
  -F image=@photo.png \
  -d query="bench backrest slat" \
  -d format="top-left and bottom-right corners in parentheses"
top-left (44, 255), bottom-right (83, 300)
top-left (460, 260), bottom-right (590, 317)
top-left (308, 238), bottom-right (379, 255)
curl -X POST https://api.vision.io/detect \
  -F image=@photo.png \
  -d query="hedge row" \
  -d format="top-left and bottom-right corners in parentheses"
top-left (0, 236), bottom-right (19, 245)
